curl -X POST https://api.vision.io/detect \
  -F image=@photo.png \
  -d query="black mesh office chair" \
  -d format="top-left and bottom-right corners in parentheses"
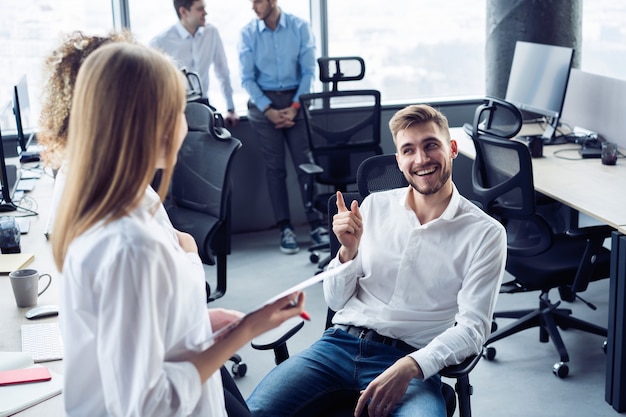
top-left (166, 102), bottom-right (242, 302)
top-left (298, 56), bottom-right (383, 268)
top-left (469, 98), bottom-right (613, 378)
top-left (252, 156), bottom-right (481, 417)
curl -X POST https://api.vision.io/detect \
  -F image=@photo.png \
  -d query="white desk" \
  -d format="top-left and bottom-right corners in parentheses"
top-left (451, 127), bottom-right (626, 412)
top-left (0, 171), bottom-right (64, 416)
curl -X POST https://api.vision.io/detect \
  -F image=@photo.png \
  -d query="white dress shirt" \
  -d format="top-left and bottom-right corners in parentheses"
top-left (59, 186), bottom-right (226, 417)
top-left (150, 21), bottom-right (235, 111)
top-left (325, 185), bottom-right (507, 379)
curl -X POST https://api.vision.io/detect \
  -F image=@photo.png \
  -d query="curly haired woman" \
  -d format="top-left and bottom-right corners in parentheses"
top-left (38, 30), bottom-right (134, 170)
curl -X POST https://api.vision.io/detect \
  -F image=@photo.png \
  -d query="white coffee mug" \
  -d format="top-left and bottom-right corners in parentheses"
top-left (9, 269), bottom-right (52, 308)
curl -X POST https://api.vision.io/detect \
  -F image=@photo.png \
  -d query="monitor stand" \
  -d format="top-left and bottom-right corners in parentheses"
top-left (541, 117), bottom-right (569, 145)
top-left (542, 123), bottom-right (557, 142)
top-left (20, 150), bottom-right (40, 163)
top-left (0, 202), bottom-right (17, 212)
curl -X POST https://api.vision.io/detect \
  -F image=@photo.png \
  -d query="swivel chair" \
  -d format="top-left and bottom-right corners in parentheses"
top-left (166, 102), bottom-right (242, 301)
top-left (469, 98), bottom-right (613, 378)
top-left (299, 56), bottom-right (383, 269)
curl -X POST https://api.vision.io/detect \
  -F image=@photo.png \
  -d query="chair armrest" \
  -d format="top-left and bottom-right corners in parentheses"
top-left (299, 163), bottom-right (324, 175)
top-left (439, 353), bottom-right (481, 379)
top-left (566, 224), bottom-right (614, 240)
top-left (251, 316), bottom-right (305, 351)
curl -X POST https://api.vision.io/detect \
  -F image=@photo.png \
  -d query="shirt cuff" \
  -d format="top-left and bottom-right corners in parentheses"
top-left (254, 97), bottom-right (272, 114)
top-left (409, 349), bottom-right (438, 380)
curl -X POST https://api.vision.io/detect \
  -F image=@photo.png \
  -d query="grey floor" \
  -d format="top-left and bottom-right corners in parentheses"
top-left (209, 225), bottom-right (621, 417)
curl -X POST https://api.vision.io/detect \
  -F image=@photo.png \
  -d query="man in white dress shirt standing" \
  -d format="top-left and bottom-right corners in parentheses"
top-left (150, 0), bottom-right (239, 127)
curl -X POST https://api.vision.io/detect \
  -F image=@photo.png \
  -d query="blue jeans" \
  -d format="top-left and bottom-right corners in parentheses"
top-left (247, 327), bottom-right (446, 417)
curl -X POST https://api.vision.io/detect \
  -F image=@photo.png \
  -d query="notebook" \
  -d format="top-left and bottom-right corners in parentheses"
top-left (0, 252), bottom-right (34, 274)
top-left (0, 351), bottom-right (63, 417)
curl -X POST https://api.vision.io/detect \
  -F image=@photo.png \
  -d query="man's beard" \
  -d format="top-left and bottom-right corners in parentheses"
top-left (404, 165), bottom-right (451, 196)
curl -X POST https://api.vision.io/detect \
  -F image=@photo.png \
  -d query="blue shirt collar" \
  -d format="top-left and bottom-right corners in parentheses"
top-left (257, 9), bottom-right (286, 33)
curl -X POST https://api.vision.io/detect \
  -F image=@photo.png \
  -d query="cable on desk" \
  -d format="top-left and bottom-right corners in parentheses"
top-left (552, 147), bottom-right (587, 160)
top-left (8, 196), bottom-right (39, 217)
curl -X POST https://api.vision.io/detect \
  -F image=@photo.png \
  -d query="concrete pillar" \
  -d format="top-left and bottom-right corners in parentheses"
top-left (485, 0), bottom-right (582, 98)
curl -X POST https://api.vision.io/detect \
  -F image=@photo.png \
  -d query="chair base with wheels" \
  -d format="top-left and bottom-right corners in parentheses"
top-left (484, 288), bottom-right (608, 379)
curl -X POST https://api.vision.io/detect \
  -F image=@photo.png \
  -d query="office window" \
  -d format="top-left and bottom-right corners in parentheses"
top-left (2, 0), bottom-right (625, 127)
top-left (0, 1), bottom-right (114, 126)
top-left (326, 0), bottom-right (486, 103)
top-left (128, 0), bottom-right (310, 114)
top-left (581, 0), bottom-right (626, 81)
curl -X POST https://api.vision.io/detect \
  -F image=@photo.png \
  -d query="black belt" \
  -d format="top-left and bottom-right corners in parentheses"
top-left (333, 324), bottom-right (416, 354)
top-left (262, 89), bottom-right (297, 95)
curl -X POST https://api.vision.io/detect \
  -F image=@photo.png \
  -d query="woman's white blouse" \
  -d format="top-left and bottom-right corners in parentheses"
top-left (59, 187), bottom-right (227, 417)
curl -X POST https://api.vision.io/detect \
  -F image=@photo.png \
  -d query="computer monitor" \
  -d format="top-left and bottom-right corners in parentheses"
top-left (0, 124), bottom-right (20, 212)
top-left (505, 41), bottom-right (574, 142)
top-left (12, 75), bottom-right (40, 162)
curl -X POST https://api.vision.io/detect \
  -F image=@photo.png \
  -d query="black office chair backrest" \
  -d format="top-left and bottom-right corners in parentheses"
top-left (170, 102), bottom-right (241, 219)
top-left (468, 98), bottom-right (530, 216)
top-left (299, 57), bottom-right (382, 191)
top-left (300, 90), bottom-right (383, 189)
top-left (470, 96), bottom-right (523, 141)
top-left (472, 133), bottom-right (553, 257)
top-left (356, 154), bottom-right (408, 197)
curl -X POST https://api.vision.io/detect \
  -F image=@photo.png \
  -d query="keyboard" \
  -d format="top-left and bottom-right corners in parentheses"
top-left (21, 323), bottom-right (64, 362)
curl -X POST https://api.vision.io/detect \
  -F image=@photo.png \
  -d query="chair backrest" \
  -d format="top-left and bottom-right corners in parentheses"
top-left (299, 57), bottom-right (383, 191)
top-left (468, 98), bottom-right (530, 216)
top-left (470, 96), bottom-right (523, 141)
top-left (471, 120), bottom-right (553, 256)
top-left (300, 90), bottom-right (382, 189)
top-left (356, 154), bottom-right (408, 197)
top-left (170, 102), bottom-right (241, 219)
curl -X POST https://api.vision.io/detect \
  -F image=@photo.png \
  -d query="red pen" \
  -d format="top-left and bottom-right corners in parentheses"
top-left (289, 298), bottom-right (310, 321)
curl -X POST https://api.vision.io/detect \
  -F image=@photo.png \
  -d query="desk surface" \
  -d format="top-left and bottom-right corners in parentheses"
top-left (451, 127), bottom-right (626, 230)
top-left (0, 171), bottom-right (65, 415)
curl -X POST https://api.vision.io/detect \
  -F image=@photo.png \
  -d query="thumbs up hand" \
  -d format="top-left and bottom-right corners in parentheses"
top-left (333, 191), bottom-right (363, 262)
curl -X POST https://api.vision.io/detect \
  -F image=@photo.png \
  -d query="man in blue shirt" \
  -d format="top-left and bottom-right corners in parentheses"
top-left (238, 0), bottom-right (328, 254)
top-left (150, 0), bottom-right (239, 127)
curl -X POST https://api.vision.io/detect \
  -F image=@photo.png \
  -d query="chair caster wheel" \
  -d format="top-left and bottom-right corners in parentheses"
top-left (309, 252), bottom-right (320, 263)
top-left (483, 346), bottom-right (496, 361)
top-left (552, 362), bottom-right (569, 378)
top-left (232, 362), bottom-right (247, 378)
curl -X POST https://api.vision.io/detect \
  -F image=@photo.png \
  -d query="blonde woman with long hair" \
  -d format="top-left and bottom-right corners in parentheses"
top-left (52, 42), bottom-right (304, 417)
